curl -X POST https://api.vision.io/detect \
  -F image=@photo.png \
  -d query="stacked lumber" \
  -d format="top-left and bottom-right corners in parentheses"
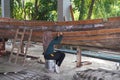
top-left (73, 69), bottom-right (120, 80)
top-left (0, 69), bottom-right (54, 80)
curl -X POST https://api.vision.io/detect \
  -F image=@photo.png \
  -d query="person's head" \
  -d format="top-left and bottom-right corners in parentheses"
top-left (43, 31), bottom-right (53, 51)
top-left (43, 31), bottom-right (53, 39)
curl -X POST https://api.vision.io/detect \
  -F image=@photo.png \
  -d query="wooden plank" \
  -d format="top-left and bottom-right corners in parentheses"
top-left (0, 17), bottom-right (16, 21)
top-left (0, 28), bottom-right (120, 51)
top-left (0, 20), bottom-right (120, 32)
top-left (57, 19), bottom-right (103, 26)
top-left (63, 34), bottom-right (120, 41)
top-left (61, 28), bottom-right (120, 37)
top-left (0, 19), bottom-right (103, 26)
top-left (108, 16), bottom-right (120, 22)
top-left (1, 27), bottom-right (120, 40)
top-left (0, 16), bottom-right (119, 27)
top-left (62, 38), bottom-right (120, 46)
top-left (61, 38), bottom-right (120, 52)
top-left (0, 28), bottom-right (120, 46)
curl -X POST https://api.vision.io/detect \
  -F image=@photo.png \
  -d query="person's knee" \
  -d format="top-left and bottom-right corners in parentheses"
top-left (57, 51), bottom-right (65, 58)
top-left (62, 53), bottom-right (65, 58)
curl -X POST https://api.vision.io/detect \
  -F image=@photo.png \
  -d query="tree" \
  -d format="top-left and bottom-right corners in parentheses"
top-left (87, 0), bottom-right (95, 19)
top-left (72, 0), bottom-right (120, 20)
top-left (10, 0), bottom-right (57, 21)
top-left (7, 0), bottom-right (120, 21)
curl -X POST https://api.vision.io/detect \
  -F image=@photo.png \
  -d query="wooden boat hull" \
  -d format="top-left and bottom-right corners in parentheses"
top-left (0, 17), bottom-right (120, 53)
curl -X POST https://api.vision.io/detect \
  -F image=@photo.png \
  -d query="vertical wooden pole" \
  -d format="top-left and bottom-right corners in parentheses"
top-left (76, 46), bottom-right (82, 67)
top-left (70, 5), bottom-right (74, 21)
top-left (0, 38), bottom-right (5, 56)
top-left (21, 42), bottom-right (24, 53)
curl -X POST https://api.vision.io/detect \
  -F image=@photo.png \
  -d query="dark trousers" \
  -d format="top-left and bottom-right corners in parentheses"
top-left (44, 51), bottom-right (65, 66)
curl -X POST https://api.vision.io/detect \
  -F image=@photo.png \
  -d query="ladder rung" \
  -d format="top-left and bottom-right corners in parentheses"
top-left (16, 39), bottom-right (22, 41)
top-left (14, 45), bottom-right (21, 48)
top-left (17, 32), bottom-right (24, 35)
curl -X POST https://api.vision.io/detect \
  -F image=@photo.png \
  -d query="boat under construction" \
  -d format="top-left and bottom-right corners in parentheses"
top-left (0, 17), bottom-right (120, 80)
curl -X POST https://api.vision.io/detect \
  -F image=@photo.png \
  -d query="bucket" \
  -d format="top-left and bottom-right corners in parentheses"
top-left (45, 60), bottom-right (56, 72)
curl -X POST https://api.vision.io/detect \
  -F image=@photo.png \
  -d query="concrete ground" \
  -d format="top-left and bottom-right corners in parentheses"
top-left (4, 41), bottom-right (120, 80)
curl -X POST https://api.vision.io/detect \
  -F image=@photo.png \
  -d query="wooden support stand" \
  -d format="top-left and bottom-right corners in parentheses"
top-left (76, 46), bottom-right (82, 67)
top-left (0, 41), bottom-right (5, 56)
top-left (76, 46), bottom-right (92, 67)
top-left (0, 38), bottom-right (7, 56)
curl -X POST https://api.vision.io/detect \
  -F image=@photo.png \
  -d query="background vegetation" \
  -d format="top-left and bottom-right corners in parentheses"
top-left (1, 0), bottom-right (120, 21)
top-left (73, 0), bottom-right (120, 20)
top-left (10, 0), bottom-right (57, 21)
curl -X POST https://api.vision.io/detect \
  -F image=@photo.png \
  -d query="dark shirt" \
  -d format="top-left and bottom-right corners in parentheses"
top-left (44, 35), bottom-right (63, 55)
top-left (0, 38), bottom-right (8, 42)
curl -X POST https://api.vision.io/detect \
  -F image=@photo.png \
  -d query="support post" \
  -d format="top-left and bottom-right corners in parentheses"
top-left (1, 0), bottom-right (11, 17)
top-left (21, 42), bottom-right (24, 53)
top-left (57, 0), bottom-right (71, 21)
top-left (76, 46), bottom-right (82, 67)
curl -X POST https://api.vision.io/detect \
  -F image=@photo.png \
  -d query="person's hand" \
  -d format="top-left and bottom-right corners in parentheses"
top-left (57, 32), bottom-right (63, 36)
top-left (59, 32), bottom-right (63, 35)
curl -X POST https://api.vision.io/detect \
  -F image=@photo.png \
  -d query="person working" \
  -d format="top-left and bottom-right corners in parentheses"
top-left (43, 31), bottom-right (65, 73)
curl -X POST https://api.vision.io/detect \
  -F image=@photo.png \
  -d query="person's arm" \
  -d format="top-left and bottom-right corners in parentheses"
top-left (53, 32), bottom-right (63, 44)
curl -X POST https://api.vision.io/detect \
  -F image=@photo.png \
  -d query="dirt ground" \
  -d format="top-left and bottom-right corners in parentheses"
top-left (4, 42), bottom-right (120, 80)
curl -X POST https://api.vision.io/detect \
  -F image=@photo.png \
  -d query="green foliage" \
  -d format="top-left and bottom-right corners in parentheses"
top-left (3, 0), bottom-right (120, 21)
top-left (11, 0), bottom-right (57, 21)
top-left (72, 0), bottom-right (120, 20)
top-left (35, 0), bottom-right (57, 21)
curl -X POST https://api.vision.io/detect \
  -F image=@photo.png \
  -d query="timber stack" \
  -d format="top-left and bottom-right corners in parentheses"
top-left (0, 69), bottom-right (54, 80)
top-left (73, 69), bottom-right (120, 80)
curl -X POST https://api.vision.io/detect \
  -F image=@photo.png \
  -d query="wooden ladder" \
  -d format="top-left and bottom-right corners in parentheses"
top-left (8, 28), bottom-right (33, 66)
